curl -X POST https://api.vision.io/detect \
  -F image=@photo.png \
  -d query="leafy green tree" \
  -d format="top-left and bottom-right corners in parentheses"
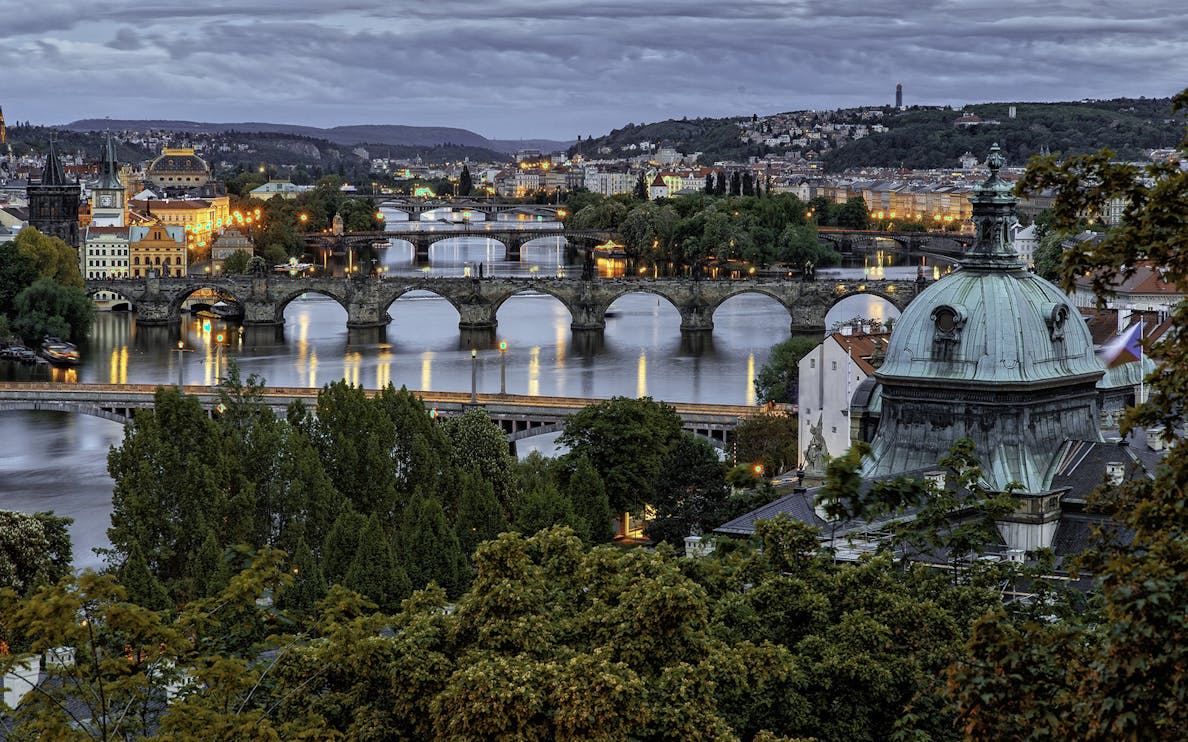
top-left (119, 542), bottom-right (172, 612)
top-left (278, 536), bottom-right (326, 617)
top-left (399, 492), bottom-right (468, 597)
top-left (219, 249), bottom-right (252, 274)
top-left (0, 511), bottom-right (72, 595)
top-left (704, 172), bottom-right (714, 194)
top-left (107, 387), bottom-right (230, 600)
top-left (440, 408), bottom-right (516, 517)
top-left (12, 277), bottom-right (94, 343)
top-left (559, 396), bottom-right (685, 513)
top-left (835, 198), bottom-right (871, 229)
top-left (513, 483), bottom-right (586, 538)
top-left (454, 468), bottom-right (509, 558)
top-left (0, 240), bottom-right (38, 320)
top-left (733, 411), bottom-right (798, 475)
top-left (645, 435), bottom-right (730, 548)
top-left (564, 456), bottom-right (614, 543)
top-left (730, 171), bottom-right (741, 196)
top-left (755, 336), bottom-right (817, 404)
top-left (13, 226), bottom-right (82, 288)
top-left (344, 514), bottom-right (411, 613)
top-left (321, 508), bottom-right (368, 585)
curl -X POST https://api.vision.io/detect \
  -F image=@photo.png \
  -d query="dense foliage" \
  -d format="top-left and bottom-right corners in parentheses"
top-left (565, 192), bottom-right (844, 270)
top-left (0, 228), bottom-right (93, 343)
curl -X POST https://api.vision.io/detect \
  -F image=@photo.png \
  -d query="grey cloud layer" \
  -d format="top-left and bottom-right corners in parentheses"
top-left (2, 0), bottom-right (1184, 138)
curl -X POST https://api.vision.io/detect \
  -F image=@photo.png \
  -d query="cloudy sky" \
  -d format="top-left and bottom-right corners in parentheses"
top-left (2, 0), bottom-right (1185, 140)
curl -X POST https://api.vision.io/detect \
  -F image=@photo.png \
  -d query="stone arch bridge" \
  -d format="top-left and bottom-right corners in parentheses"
top-left (84, 274), bottom-right (926, 335)
top-left (303, 227), bottom-right (614, 263)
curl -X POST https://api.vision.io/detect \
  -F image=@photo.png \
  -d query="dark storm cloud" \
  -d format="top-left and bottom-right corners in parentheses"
top-left (4, 0), bottom-right (1185, 139)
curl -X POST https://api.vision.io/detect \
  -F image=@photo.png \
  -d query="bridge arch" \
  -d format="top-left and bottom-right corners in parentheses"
top-left (705, 285), bottom-right (793, 321)
top-left (84, 284), bottom-right (139, 309)
top-left (273, 287), bottom-right (351, 324)
top-left (0, 400), bottom-right (139, 425)
top-left (169, 282), bottom-right (246, 314)
top-left (380, 286), bottom-right (464, 324)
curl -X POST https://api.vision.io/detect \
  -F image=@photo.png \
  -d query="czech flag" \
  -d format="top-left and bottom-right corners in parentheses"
top-left (1100, 320), bottom-right (1143, 369)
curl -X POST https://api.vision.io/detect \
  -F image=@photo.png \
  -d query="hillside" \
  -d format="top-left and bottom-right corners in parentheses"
top-left (574, 97), bottom-right (1184, 168)
top-left (63, 119), bottom-right (571, 155)
top-left (822, 98), bottom-right (1185, 171)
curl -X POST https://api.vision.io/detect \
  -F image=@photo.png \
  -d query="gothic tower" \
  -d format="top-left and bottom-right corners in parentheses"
top-left (90, 132), bottom-right (126, 227)
top-left (27, 137), bottom-right (81, 248)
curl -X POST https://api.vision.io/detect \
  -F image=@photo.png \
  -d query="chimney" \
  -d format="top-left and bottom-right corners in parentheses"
top-left (1118, 307), bottom-right (1132, 335)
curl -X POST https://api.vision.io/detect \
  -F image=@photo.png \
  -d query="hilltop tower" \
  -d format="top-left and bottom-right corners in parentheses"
top-left (895, 83), bottom-right (903, 109)
top-left (27, 136), bottom-right (81, 248)
top-left (0, 105), bottom-right (6, 147)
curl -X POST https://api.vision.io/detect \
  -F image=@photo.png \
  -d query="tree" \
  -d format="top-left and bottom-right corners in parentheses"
top-left (0, 511), bottom-right (72, 595)
top-left (835, 198), bottom-right (871, 229)
top-left (950, 89), bottom-right (1188, 739)
top-left (559, 396), bottom-right (685, 513)
top-left (399, 492), bottom-right (468, 597)
top-left (0, 240), bottom-right (38, 320)
top-left (730, 171), bottom-right (741, 196)
top-left (513, 484), bottom-right (586, 538)
top-left (704, 172), bottom-right (714, 194)
top-left (440, 408), bottom-right (516, 517)
top-left (644, 434), bottom-right (730, 548)
top-left (220, 249), bottom-right (252, 274)
top-left (754, 336), bottom-right (817, 404)
top-left (733, 411), bottom-right (798, 475)
top-left (344, 513), bottom-right (411, 613)
top-left (564, 457), bottom-right (614, 543)
top-left (742, 172), bottom-right (755, 197)
top-left (453, 468), bottom-right (508, 558)
top-left (107, 387), bottom-right (231, 600)
top-left (13, 227), bottom-right (82, 288)
top-left (12, 277), bottom-right (94, 343)
top-left (633, 172), bottom-right (648, 200)
top-left (458, 164), bottom-right (474, 197)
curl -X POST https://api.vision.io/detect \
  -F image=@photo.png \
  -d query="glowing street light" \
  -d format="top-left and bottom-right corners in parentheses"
top-left (499, 340), bottom-right (508, 396)
top-left (470, 348), bottom-right (478, 404)
top-left (174, 340), bottom-right (194, 391)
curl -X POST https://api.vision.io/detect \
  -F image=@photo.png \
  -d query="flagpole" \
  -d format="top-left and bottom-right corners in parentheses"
top-left (846, 341), bottom-right (853, 448)
top-left (1139, 319), bottom-right (1145, 405)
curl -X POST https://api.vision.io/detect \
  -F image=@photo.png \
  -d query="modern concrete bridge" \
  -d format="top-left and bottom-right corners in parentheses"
top-left (373, 198), bottom-right (563, 222)
top-left (0, 382), bottom-right (760, 451)
top-left (84, 274), bottom-right (926, 335)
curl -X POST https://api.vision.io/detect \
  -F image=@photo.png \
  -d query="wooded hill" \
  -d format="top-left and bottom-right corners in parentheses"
top-left (574, 97), bottom-right (1184, 169)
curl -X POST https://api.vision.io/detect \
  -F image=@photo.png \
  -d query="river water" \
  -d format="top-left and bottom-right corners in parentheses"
top-left (2, 223), bottom-right (932, 570)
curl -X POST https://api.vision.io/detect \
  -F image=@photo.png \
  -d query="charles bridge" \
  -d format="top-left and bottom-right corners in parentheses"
top-left (83, 274), bottom-right (926, 336)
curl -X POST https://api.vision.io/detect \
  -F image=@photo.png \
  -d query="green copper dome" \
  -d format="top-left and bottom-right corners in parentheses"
top-left (863, 145), bottom-right (1105, 493)
top-left (875, 269), bottom-right (1102, 386)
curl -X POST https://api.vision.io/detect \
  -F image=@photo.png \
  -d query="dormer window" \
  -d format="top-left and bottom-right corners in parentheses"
top-left (931, 303), bottom-right (967, 361)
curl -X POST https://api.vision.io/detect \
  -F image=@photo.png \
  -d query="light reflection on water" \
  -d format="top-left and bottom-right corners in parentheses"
top-left (2, 250), bottom-right (904, 568)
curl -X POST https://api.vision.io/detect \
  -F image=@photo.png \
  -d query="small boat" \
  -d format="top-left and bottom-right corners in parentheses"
top-left (212, 301), bottom-right (243, 320)
top-left (40, 338), bottom-right (80, 367)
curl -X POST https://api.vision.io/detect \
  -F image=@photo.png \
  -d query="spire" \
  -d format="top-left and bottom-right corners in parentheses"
top-left (41, 135), bottom-right (68, 186)
top-left (961, 143), bottom-right (1022, 270)
top-left (96, 131), bottom-right (122, 190)
top-left (0, 105), bottom-right (6, 146)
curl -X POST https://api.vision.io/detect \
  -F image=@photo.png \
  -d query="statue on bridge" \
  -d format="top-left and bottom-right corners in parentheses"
top-left (803, 260), bottom-right (817, 281)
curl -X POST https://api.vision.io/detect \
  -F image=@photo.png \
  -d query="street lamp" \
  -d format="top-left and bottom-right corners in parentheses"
top-left (174, 340), bottom-right (194, 391)
top-left (213, 333), bottom-right (228, 386)
top-left (470, 348), bottom-right (478, 403)
top-left (499, 340), bottom-right (508, 396)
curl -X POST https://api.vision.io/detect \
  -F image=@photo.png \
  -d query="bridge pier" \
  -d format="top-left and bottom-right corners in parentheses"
top-left (570, 302), bottom-right (607, 333)
top-left (678, 301), bottom-right (715, 335)
top-left (570, 328), bottom-right (605, 356)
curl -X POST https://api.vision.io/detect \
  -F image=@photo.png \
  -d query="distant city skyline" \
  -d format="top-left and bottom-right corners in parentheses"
top-left (3, 0), bottom-right (1185, 140)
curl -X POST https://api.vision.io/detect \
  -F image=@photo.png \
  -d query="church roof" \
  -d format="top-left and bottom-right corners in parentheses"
top-left (95, 133), bottom-right (123, 190)
top-left (39, 139), bottom-right (69, 186)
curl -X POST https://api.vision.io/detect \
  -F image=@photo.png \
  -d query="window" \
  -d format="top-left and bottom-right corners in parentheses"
top-left (831, 361), bottom-right (837, 370)
top-left (831, 427), bottom-right (837, 433)
top-left (810, 359), bottom-right (816, 369)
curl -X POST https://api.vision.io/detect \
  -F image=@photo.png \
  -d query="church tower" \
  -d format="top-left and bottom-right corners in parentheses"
top-left (27, 137), bottom-right (81, 248)
top-left (91, 132), bottom-right (126, 227)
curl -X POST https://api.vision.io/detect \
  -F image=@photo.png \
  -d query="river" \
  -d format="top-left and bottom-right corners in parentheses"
top-left (1, 225), bottom-right (934, 570)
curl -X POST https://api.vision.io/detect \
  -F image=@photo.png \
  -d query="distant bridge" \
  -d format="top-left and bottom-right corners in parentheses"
top-left (370, 197), bottom-right (563, 223)
top-left (0, 382), bottom-right (761, 451)
top-left (817, 228), bottom-right (973, 259)
top-left (83, 274), bottom-right (928, 335)
top-left (302, 226), bottom-right (614, 263)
